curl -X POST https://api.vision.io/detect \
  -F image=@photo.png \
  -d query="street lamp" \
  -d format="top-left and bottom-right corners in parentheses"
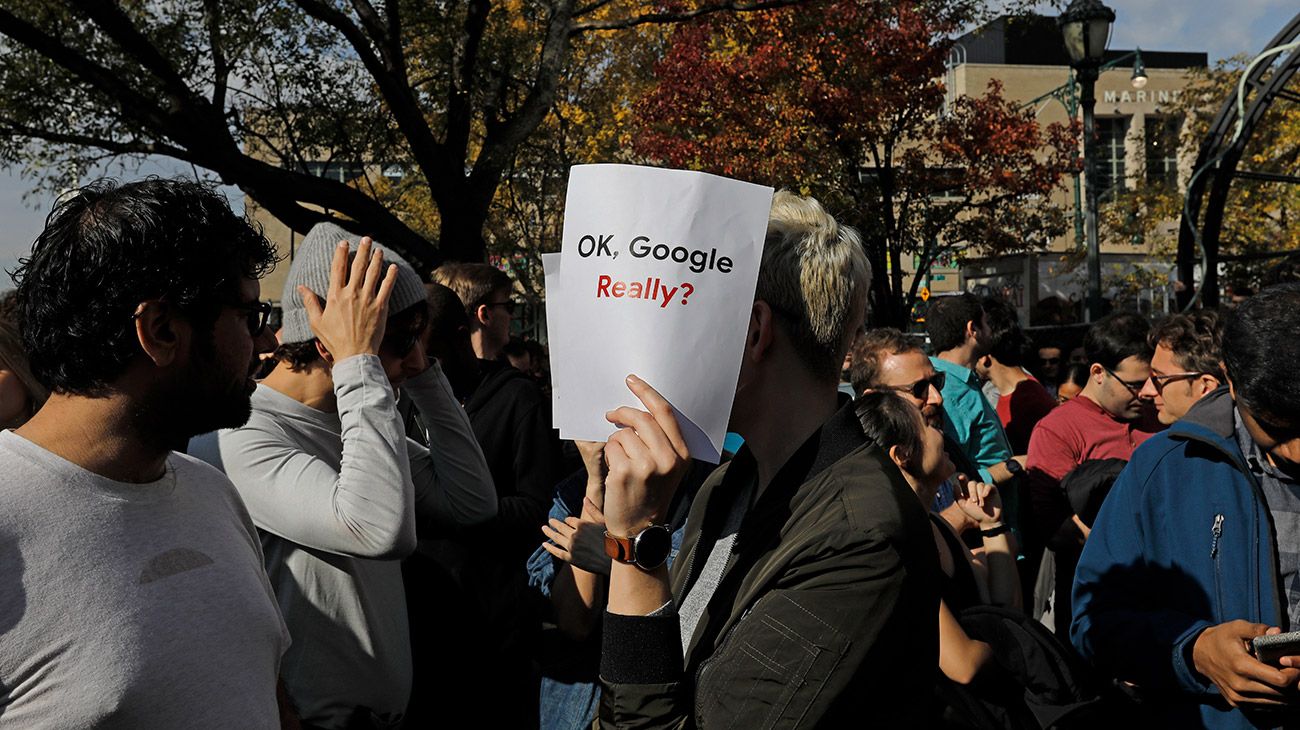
top-left (1131, 52), bottom-right (1148, 89)
top-left (1059, 0), bottom-right (1115, 322)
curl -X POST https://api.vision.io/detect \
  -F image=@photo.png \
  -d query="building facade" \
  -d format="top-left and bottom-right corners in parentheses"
top-left (917, 15), bottom-right (1207, 325)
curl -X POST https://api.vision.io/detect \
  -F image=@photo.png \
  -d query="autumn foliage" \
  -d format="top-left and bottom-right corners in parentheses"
top-left (634, 0), bottom-right (1080, 325)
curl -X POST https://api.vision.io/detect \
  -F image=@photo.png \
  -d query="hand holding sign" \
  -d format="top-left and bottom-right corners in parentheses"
top-left (602, 374), bottom-right (692, 536)
top-left (547, 164), bottom-right (773, 462)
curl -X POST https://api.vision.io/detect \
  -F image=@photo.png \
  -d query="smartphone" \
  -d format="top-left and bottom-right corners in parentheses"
top-left (1252, 630), bottom-right (1300, 665)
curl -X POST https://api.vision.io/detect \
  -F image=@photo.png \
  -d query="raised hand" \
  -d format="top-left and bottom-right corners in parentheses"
top-left (956, 473), bottom-right (1003, 528)
top-left (541, 501), bottom-right (611, 575)
top-left (601, 375), bottom-right (691, 537)
top-left (299, 237), bottom-right (397, 362)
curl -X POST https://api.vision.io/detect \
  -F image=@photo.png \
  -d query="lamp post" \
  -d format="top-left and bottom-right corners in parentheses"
top-left (1059, 0), bottom-right (1115, 322)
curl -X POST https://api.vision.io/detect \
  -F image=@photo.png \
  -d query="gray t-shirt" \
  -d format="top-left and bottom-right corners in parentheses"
top-left (200, 356), bottom-right (496, 729)
top-left (0, 430), bottom-right (289, 728)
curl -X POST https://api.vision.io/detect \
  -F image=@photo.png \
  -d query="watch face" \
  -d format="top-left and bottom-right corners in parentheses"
top-left (633, 526), bottom-right (672, 570)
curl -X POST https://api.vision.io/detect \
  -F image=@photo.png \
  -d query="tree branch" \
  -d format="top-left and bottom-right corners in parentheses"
top-left (64, 0), bottom-right (194, 100)
top-left (0, 117), bottom-right (194, 161)
top-left (292, 0), bottom-right (450, 199)
top-left (0, 6), bottom-right (172, 133)
top-left (472, 0), bottom-right (574, 202)
top-left (574, 0), bottom-right (618, 17)
top-left (446, 0), bottom-right (492, 167)
top-left (570, 0), bottom-right (805, 34)
top-left (203, 0), bottom-right (230, 111)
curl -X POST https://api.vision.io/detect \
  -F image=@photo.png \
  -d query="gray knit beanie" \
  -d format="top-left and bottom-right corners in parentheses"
top-left (279, 221), bottom-right (426, 344)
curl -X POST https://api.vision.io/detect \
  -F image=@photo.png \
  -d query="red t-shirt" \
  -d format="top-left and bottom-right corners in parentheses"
top-left (1024, 395), bottom-right (1163, 546)
top-left (996, 376), bottom-right (1058, 455)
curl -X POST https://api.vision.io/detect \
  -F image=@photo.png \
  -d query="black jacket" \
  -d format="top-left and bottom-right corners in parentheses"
top-left (464, 359), bottom-right (562, 560)
top-left (598, 400), bottom-right (940, 728)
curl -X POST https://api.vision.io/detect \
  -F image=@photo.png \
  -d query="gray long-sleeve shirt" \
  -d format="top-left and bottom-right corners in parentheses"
top-left (197, 355), bottom-right (496, 728)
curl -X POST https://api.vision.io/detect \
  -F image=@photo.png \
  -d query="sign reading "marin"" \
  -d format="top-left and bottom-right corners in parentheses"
top-left (1103, 88), bottom-right (1183, 105)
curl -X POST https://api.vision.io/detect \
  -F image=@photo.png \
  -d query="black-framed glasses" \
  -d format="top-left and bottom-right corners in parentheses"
top-left (484, 300), bottom-right (518, 315)
top-left (1148, 371), bottom-right (1204, 395)
top-left (382, 330), bottom-right (420, 358)
top-left (229, 300), bottom-right (273, 337)
top-left (875, 371), bottom-right (946, 401)
top-left (1103, 366), bottom-right (1147, 399)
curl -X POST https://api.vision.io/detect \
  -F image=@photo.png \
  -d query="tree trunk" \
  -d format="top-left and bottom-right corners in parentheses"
top-left (436, 197), bottom-right (490, 265)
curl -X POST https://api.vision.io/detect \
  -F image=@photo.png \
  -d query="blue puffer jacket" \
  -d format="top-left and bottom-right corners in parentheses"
top-left (1070, 387), bottom-right (1297, 729)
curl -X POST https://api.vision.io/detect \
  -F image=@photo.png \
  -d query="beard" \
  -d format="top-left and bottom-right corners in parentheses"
top-left (133, 339), bottom-right (256, 449)
top-left (921, 402), bottom-right (943, 428)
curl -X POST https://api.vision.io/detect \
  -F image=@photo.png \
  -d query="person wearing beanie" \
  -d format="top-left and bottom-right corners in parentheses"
top-left (193, 223), bottom-right (497, 729)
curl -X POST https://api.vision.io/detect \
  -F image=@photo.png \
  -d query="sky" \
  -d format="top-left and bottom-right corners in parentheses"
top-left (0, 0), bottom-right (1296, 282)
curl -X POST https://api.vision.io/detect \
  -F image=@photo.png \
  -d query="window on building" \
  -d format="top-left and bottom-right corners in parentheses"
top-left (1145, 115), bottom-right (1181, 190)
top-left (298, 161), bottom-right (367, 183)
top-left (1095, 117), bottom-right (1129, 198)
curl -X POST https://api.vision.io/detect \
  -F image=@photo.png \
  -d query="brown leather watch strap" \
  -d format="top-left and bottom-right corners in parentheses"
top-left (604, 532), bottom-right (635, 563)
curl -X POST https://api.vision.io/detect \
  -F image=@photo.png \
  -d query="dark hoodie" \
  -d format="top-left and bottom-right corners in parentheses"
top-left (464, 358), bottom-right (563, 560)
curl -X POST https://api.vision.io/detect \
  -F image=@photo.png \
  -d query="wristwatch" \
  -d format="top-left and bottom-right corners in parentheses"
top-left (1004, 458), bottom-right (1024, 477)
top-left (604, 525), bottom-right (673, 571)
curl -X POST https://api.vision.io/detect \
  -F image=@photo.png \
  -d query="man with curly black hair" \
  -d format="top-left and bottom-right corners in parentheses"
top-left (0, 177), bottom-right (290, 726)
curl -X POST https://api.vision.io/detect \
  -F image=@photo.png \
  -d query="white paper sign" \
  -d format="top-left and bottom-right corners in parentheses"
top-left (548, 164), bottom-right (773, 462)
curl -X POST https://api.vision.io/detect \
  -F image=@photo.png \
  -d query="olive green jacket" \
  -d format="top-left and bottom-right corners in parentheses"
top-left (597, 402), bottom-right (940, 729)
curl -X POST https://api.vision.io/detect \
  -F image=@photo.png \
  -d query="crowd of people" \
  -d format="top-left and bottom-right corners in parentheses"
top-left (0, 175), bottom-right (1297, 730)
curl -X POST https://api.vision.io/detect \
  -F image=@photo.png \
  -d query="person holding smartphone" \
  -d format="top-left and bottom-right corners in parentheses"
top-left (1072, 284), bottom-right (1300, 729)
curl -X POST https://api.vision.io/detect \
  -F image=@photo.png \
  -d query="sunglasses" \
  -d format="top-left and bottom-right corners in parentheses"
top-left (1040, 357), bottom-right (1061, 365)
top-left (382, 331), bottom-right (420, 358)
top-left (484, 300), bottom-right (518, 315)
top-left (876, 371), bottom-right (946, 401)
top-left (230, 300), bottom-right (274, 337)
top-left (1148, 371), bottom-right (1204, 395)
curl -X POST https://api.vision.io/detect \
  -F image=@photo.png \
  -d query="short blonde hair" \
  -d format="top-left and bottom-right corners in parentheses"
top-left (757, 191), bottom-right (871, 380)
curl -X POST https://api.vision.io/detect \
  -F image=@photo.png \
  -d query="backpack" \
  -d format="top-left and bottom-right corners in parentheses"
top-left (936, 605), bottom-right (1127, 729)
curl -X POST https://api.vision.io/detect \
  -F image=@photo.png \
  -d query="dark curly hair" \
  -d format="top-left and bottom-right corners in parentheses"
top-left (13, 177), bottom-right (278, 395)
top-left (1148, 311), bottom-right (1225, 381)
top-left (1223, 283), bottom-right (1300, 430)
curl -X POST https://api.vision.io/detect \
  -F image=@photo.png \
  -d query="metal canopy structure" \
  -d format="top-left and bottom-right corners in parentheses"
top-left (1176, 12), bottom-right (1300, 309)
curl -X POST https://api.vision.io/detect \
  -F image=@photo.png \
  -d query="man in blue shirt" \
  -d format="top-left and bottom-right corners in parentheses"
top-left (926, 294), bottom-right (1023, 486)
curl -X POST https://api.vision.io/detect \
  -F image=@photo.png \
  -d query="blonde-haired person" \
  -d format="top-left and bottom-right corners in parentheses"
top-left (0, 318), bottom-right (46, 428)
top-left (593, 191), bottom-right (939, 727)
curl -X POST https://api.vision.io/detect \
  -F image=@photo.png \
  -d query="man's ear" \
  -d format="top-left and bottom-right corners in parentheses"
top-left (745, 301), bottom-right (777, 363)
top-left (1089, 363), bottom-right (1105, 385)
top-left (133, 300), bottom-right (186, 368)
top-left (315, 339), bottom-right (336, 366)
top-left (1198, 373), bottom-right (1222, 395)
top-left (474, 303), bottom-right (492, 328)
top-left (887, 444), bottom-right (909, 472)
